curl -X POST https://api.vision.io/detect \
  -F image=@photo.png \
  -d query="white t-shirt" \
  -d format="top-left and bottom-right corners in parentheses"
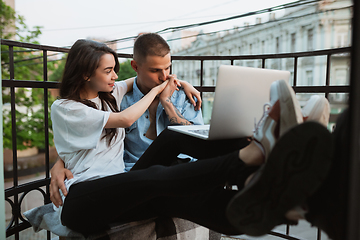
top-left (51, 81), bottom-right (128, 192)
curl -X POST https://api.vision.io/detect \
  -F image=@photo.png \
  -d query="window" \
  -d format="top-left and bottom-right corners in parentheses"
top-left (210, 67), bottom-right (215, 78)
top-left (276, 37), bottom-right (281, 53)
top-left (337, 30), bottom-right (348, 47)
top-left (307, 29), bottom-right (314, 51)
top-left (306, 70), bottom-right (313, 86)
top-left (334, 68), bottom-right (347, 85)
top-left (261, 40), bottom-right (265, 53)
top-left (291, 33), bottom-right (296, 52)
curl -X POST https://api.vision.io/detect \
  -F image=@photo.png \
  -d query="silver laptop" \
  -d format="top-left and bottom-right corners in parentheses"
top-left (168, 65), bottom-right (291, 140)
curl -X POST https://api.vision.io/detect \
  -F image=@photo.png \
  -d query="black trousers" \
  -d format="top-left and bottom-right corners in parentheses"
top-left (61, 129), bottom-right (254, 236)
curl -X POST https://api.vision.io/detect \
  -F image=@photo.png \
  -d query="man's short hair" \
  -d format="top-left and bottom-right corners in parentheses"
top-left (133, 33), bottom-right (170, 64)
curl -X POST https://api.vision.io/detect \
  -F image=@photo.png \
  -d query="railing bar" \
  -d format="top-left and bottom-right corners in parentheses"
top-left (293, 85), bottom-right (349, 93)
top-left (1, 39), bottom-right (350, 60)
top-left (268, 231), bottom-right (301, 240)
top-left (194, 86), bottom-right (216, 92)
top-left (117, 53), bottom-right (133, 59)
top-left (2, 84), bottom-right (348, 96)
top-left (0, 39), bottom-right (70, 53)
top-left (43, 51), bottom-right (51, 196)
top-left (293, 57), bottom-right (298, 87)
top-left (9, 76), bottom-right (17, 189)
top-left (317, 228), bottom-right (322, 240)
top-left (5, 179), bottom-right (51, 198)
top-left (2, 79), bottom-right (60, 88)
top-left (170, 59), bottom-right (173, 74)
top-left (262, 58), bottom-right (266, 68)
top-left (7, 80), bottom-right (231, 93)
top-left (171, 47), bottom-right (351, 61)
top-left (9, 45), bottom-right (19, 192)
top-left (0, 39), bottom-right (350, 60)
top-left (200, 60), bottom-right (204, 100)
top-left (9, 46), bottom-right (19, 240)
top-left (286, 224), bottom-right (290, 235)
top-left (43, 50), bottom-right (48, 82)
top-left (325, 54), bottom-right (331, 87)
top-left (6, 221), bottom-right (32, 238)
top-left (325, 54), bottom-right (332, 99)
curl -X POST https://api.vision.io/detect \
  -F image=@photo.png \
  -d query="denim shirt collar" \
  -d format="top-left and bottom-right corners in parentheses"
top-left (129, 77), bottom-right (145, 105)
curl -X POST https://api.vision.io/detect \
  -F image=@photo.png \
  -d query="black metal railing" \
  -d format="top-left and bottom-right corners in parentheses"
top-left (2, 39), bottom-right (67, 239)
top-left (1, 38), bottom-right (351, 240)
top-left (171, 47), bottom-right (351, 124)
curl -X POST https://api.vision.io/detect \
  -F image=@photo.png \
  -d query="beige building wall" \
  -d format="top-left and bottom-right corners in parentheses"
top-left (3, 0), bottom-right (16, 39)
top-left (4, 0), bottom-right (14, 8)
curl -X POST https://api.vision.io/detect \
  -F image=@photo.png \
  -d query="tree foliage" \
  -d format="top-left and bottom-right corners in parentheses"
top-left (49, 58), bottom-right (66, 82)
top-left (117, 59), bottom-right (137, 80)
top-left (49, 58), bottom-right (136, 84)
top-left (1, 0), bottom-right (55, 150)
top-left (1, 1), bottom-right (136, 151)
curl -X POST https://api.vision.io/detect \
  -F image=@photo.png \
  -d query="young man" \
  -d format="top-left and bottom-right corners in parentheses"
top-left (121, 33), bottom-right (204, 171)
top-left (50, 33), bottom-right (205, 207)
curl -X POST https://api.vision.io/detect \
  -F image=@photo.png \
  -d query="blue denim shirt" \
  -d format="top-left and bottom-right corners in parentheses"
top-left (120, 77), bottom-right (204, 171)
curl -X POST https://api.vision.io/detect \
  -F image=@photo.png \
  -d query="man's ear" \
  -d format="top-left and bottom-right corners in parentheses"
top-left (131, 60), bottom-right (139, 72)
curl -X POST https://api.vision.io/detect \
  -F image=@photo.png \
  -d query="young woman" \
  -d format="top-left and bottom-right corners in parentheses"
top-left (52, 39), bottom-right (332, 237)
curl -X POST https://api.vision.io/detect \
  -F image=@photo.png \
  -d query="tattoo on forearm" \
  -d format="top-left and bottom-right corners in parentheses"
top-left (166, 98), bottom-right (191, 125)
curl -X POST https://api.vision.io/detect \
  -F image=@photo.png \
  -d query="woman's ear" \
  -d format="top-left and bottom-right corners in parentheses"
top-left (83, 75), bottom-right (90, 81)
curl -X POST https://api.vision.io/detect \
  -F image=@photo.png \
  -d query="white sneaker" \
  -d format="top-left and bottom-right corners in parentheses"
top-left (302, 95), bottom-right (330, 127)
top-left (253, 79), bottom-right (303, 159)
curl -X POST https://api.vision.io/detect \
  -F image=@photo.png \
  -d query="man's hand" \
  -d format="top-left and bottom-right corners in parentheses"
top-left (179, 80), bottom-right (202, 111)
top-left (159, 76), bottom-right (192, 125)
top-left (50, 158), bottom-right (73, 207)
top-left (159, 75), bottom-right (179, 103)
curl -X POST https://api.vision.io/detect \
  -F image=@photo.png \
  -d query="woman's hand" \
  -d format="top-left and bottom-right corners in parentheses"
top-left (159, 75), bottom-right (181, 104)
top-left (179, 80), bottom-right (202, 111)
top-left (153, 80), bottom-right (169, 96)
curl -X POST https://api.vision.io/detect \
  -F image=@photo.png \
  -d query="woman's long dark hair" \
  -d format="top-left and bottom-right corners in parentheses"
top-left (60, 39), bottom-right (120, 145)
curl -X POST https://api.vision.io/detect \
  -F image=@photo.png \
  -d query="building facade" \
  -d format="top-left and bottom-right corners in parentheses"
top-left (170, 0), bottom-right (352, 124)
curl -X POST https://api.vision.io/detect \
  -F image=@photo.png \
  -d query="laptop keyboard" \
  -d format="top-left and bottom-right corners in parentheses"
top-left (189, 129), bottom-right (209, 137)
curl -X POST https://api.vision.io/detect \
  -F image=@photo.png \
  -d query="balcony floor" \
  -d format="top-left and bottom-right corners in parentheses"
top-left (221, 220), bottom-right (330, 239)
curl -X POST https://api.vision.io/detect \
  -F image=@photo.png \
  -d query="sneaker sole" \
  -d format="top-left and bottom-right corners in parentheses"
top-left (277, 80), bottom-right (303, 136)
top-left (226, 122), bottom-right (333, 236)
top-left (306, 98), bottom-right (330, 126)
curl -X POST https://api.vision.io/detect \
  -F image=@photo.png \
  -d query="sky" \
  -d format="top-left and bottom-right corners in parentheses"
top-left (14, 0), bottom-right (296, 54)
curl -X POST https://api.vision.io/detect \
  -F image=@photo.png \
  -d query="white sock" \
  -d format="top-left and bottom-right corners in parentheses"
top-left (254, 141), bottom-right (265, 156)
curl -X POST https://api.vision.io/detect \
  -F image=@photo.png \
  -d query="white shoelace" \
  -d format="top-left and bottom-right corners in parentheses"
top-left (253, 103), bottom-right (272, 134)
